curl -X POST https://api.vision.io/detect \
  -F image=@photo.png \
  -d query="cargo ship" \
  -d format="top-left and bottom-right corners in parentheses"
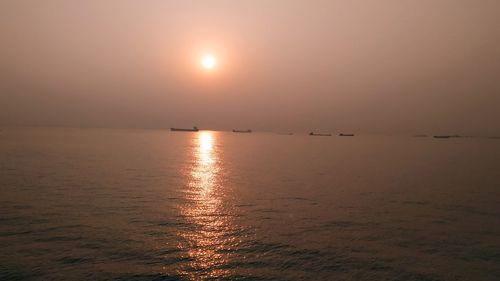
top-left (309, 132), bottom-right (332, 136)
top-left (170, 126), bottom-right (199, 132)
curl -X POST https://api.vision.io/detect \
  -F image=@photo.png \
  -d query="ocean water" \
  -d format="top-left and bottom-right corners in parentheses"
top-left (1, 128), bottom-right (500, 281)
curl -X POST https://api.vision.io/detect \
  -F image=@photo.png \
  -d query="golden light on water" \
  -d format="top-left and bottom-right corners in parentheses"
top-left (192, 131), bottom-right (217, 195)
top-left (198, 132), bottom-right (214, 166)
top-left (177, 131), bottom-right (235, 279)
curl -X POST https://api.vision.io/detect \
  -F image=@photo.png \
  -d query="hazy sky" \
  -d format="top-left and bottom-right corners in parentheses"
top-left (1, 0), bottom-right (499, 133)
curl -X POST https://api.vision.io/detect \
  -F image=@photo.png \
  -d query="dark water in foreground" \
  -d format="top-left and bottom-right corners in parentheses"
top-left (1, 128), bottom-right (500, 281)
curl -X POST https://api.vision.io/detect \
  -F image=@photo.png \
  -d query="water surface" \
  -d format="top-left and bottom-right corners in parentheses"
top-left (1, 128), bottom-right (500, 280)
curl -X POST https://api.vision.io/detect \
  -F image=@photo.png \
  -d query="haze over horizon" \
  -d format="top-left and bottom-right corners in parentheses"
top-left (1, 0), bottom-right (500, 134)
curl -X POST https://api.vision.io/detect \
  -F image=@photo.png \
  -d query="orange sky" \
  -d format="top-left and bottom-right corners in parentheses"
top-left (1, 0), bottom-right (500, 134)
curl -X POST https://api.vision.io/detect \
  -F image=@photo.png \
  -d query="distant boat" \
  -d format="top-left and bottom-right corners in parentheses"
top-left (171, 126), bottom-right (199, 132)
top-left (338, 133), bottom-right (354, 137)
top-left (232, 129), bottom-right (252, 133)
top-left (309, 132), bottom-right (332, 136)
top-left (434, 134), bottom-right (463, 139)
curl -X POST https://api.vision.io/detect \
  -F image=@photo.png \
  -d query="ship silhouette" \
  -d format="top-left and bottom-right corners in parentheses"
top-left (170, 126), bottom-right (199, 132)
top-left (309, 132), bottom-right (331, 136)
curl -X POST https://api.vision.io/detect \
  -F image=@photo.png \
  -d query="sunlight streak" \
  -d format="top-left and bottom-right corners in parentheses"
top-left (176, 131), bottom-right (236, 279)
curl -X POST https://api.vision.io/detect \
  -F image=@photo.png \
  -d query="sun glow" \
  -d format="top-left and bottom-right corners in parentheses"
top-left (201, 54), bottom-right (217, 70)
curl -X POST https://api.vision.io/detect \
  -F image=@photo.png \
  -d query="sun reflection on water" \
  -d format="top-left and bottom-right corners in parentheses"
top-left (193, 131), bottom-right (216, 194)
top-left (177, 131), bottom-right (235, 279)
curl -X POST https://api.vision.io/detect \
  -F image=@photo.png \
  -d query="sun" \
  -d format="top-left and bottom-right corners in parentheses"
top-left (201, 54), bottom-right (217, 70)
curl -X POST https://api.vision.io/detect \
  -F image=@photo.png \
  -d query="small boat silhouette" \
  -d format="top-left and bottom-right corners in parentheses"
top-left (433, 134), bottom-right (463, 139)
top-left (171, 126), bottom-right (199, 132)
top-left (338, 133), bottom-right (354, 137)
top-left (233, 129), bottom-right (252, 133)
top-left (309, 132), bottom-right (332, 136)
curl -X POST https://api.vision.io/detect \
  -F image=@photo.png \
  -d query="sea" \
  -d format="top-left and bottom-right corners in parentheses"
top-left (1, 128), bottom-right (499, 280)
